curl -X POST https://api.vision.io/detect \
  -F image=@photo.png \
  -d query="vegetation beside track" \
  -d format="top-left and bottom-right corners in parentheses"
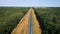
top-left (0, 7), bottom-right (60, 34)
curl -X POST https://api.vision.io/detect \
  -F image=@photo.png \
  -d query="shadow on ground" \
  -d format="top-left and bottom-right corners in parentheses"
top-left (34, 9), bottom-right (45, 34)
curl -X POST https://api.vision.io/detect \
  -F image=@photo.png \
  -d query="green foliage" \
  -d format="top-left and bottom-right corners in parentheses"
top-left (0, 7), bottom-right (60, 34)
top-left (35, 7), bottom-right (60, 34)
top-left (0, 7), bottom-right (29, 34)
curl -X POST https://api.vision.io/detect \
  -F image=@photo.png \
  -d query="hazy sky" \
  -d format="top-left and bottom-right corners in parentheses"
top-left (0, 0), bottom-right (60, 7)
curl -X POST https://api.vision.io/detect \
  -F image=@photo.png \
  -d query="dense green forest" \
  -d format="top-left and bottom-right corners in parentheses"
top-left (0, 7), bottom-right (60, 34)
top-left (35, 7), bottom-right (60, 34)
top-left (0, 7), bottom-right (29, 34)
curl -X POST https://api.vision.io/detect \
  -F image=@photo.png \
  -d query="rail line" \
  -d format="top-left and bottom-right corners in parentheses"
top-left (11, 8), bottom-right (41, 34)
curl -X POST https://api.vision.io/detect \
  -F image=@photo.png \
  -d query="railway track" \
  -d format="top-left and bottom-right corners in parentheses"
top-left (11, 8), bottom-right (41, 34)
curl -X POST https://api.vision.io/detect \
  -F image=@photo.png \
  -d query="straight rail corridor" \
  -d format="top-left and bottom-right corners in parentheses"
top-left (30, 11), bottom-right (32, 34)
top-left (11, 8), bottom-right (41, 34)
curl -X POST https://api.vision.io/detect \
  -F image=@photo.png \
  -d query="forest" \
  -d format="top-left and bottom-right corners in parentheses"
top-left (0, 7), bottom-right (60, 34)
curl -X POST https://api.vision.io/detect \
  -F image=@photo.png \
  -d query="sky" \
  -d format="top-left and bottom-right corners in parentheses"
top-left (0, 0), bottom-right (60, 7)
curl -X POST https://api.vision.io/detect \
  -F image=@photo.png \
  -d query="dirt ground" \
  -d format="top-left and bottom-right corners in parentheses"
top-left (11, 8), bottom-right (41, 34)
